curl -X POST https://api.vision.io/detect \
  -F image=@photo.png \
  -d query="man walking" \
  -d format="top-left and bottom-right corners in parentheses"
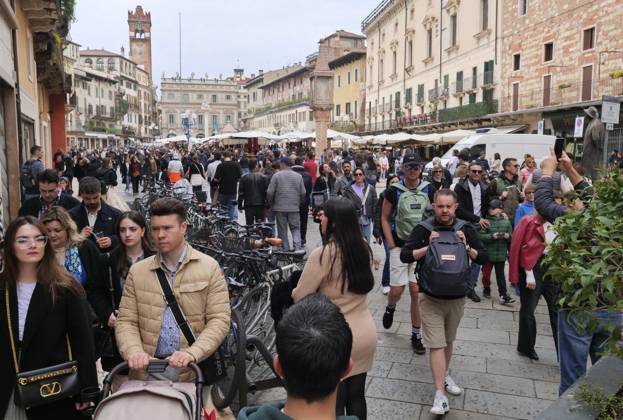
top-left (292, 157), bottom-right (313, 246)
top-left (267, 157), bottom-right (306, 250)
top-left (454, 162), bottom-right (493, 302)
top-left (19, 169), bottom-right (80, 218)
top-left (69, 176), bottom-right (122, 252)
top-left (401, 189), bottom-right (487, 415)
top-left (213, 151), bottom-right (243, 220)
top-left (380, 153), bottom-right (435, 355)
top-left (116, 197), bottom-right (230, 383)
top-left (335, 161), bottom-right (354, 196)
top-left (238, 159), bottom-right (268, 225)
top-left (21, 145), bottom-right (45, 201)
top-left (206, 151), bottom-right (222, 203)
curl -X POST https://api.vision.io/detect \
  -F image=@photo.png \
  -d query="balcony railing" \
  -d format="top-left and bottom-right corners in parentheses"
top-left (428, 86), bottom-right (449, 102)
top-left (500, 77), bottom-right (623, 113)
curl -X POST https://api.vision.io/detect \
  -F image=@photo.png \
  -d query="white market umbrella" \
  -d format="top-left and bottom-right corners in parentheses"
top-left (437, 129), bottom-right (475, 144)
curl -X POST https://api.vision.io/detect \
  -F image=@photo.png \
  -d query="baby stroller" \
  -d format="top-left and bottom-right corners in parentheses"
top-left (94, 360), bottom-right (205, 420)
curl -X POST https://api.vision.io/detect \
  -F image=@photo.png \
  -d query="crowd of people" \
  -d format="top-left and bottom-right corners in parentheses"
top-left (0, 139), bottom-right (621, 420)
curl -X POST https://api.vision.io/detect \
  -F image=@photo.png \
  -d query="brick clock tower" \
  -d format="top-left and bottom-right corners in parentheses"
top-left (128, 5), bottom-right (152, 78)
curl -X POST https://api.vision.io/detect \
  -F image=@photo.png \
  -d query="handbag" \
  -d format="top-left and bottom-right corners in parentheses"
top-left (154, 269), bottom-right (227, 385)
top-left (5, 288), bottom-right (80, 409)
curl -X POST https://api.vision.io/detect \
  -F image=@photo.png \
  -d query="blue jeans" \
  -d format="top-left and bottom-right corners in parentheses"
top-left (558, 309), bottom-right (623, 395)
top-left (218, 193), bottom-right (238, 220)
top-left (470, 263), bottom-right (481, 289)
top-left (360, 221), bottom-right (371, 243)
top-left (381, 238), bottom-right (390, 287)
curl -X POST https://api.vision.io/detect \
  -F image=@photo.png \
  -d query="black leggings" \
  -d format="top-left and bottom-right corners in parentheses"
top-left (336, 373), bottom-right (367, 420)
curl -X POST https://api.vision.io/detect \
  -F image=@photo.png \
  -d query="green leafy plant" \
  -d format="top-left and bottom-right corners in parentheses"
top-left (60, 0), bottom-right (77, 23)
top-left (545, 169), bottom-right (623, 358)
top-left (609, 70), bottom-right (623, 79)
top-left (574, 384), bottom-right (623, 420)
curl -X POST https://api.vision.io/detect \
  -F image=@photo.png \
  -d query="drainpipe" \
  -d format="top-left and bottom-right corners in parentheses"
top-left (495, 0), bottom-right (499, 65)
top-left (438, 0), bottom-right (443, 121)
top-left (11, 21), bottom-right (24, 176)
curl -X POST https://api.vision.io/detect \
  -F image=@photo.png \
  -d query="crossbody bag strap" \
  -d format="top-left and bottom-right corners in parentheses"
top-left (105, 252), bottom-right (116, 312)
top-left (155, 268), bottom-right (196, 346)
top-left (4, 288), bottom-right (74, 372)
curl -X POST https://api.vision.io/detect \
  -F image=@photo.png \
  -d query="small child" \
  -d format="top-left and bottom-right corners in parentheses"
top-left (514, 183), bottom-right (535, 227)
top-left (480, 199), bottom-right (515, 304)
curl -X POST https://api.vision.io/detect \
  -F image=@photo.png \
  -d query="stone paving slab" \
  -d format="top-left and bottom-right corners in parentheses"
top-left (409, 354), bottom-right (488, 374)
top-left (367, 397), bottom-right (423, 419)
top-left (486, 358), bottom-right (561, 382)
top-left (455, 327), bottom-right (512, 344)
top-left (453, 371), bottom-right (536, 398)
top-left (419, 407), bottom-right (518, 420)
top-left (534, 380), bottom-right (560, 401)
top-left (463, 389), bottom-right (552, 420)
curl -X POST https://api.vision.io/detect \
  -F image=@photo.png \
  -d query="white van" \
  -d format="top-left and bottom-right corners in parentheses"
top-left (424, 131), bottom-right (556, 175)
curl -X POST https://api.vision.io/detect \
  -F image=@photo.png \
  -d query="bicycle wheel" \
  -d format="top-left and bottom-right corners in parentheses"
top-left (211, 308), bottom-right (246, 410)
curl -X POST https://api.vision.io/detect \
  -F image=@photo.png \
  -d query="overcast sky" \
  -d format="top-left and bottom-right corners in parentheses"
top-left (70, 0), bottom-right (380, 90)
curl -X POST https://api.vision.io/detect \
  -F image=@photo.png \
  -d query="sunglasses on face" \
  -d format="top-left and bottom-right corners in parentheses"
top-left (432, 170), bottom-right (443, 173)
top-left (405, 165), bottom-right (420, 171)
top-left (471, 170), bottom-right (483, 174)
top-left (354, 173), bottom-right (364, 177)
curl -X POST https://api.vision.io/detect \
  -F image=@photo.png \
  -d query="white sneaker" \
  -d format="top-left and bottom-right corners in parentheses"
top-left (382, 286), bottom-right (390, 295)
top-left (430, 393), bottom-right (450, 415)
top-left (445, 374), bottom-right (462, 396)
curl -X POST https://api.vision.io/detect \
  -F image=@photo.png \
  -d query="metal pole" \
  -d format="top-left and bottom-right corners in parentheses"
top-left (603, 129), bottom-right (609, 172)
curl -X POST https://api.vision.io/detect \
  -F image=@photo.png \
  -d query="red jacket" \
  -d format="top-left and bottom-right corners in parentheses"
top-left (509, 215), bottom-right (546, 284)
top-left (303, 159), bottom-right (318, 184)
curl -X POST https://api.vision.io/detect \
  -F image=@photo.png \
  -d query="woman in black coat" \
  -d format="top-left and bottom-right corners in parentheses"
top-left (0, 217), bottom-right (98, 420)
top-left (90, 211), bottom-right (154, 371)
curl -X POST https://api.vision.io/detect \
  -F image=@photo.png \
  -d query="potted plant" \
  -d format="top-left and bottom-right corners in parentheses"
top-left (538, 169), bottom-right (623, 419)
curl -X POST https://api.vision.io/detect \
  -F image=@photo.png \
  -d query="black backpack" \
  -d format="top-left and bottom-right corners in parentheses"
top-left (20, 160), bottom-right (36, 189)
top-left (417, 217), bottom-right (471, 297)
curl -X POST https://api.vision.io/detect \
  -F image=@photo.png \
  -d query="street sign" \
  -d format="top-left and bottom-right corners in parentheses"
top-left (606, 123), bottom-right (614, 131)
top-left (574, 116), bottom-right (585, 138)
top-left (601, 96), bottom-right (621, 124)
top-left (537, 120), bottom-right (544, 135)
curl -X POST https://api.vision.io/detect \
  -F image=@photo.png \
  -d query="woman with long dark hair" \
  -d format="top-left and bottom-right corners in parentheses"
top-left (0, 217), bottom-right (98, 420)
top-left (90, 211), bottom-right (155, 371)
top-left (293, 198), bottom-right (376, 420)
top-left (363, 154), bottom-right (378, 187)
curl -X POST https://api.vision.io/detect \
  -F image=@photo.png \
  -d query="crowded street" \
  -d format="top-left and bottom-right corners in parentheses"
top-left (1, 1), bottom-right (623, 420)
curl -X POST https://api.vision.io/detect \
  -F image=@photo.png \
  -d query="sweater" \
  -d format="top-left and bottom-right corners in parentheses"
top-left (479, 215), bottom-right (513, 262)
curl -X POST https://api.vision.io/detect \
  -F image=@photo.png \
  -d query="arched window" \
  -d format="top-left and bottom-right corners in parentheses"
top-left (84, 58), bottom-right (93, 67)
top-left (107, 58), bottom-right (115, 71)
top-left (96, 58), bottom-right (104, 70)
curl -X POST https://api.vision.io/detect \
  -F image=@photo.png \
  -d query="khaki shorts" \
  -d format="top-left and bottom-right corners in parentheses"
top-left (419, 294), bottom-right (465, 349)
top-left (389, 246), bottom-right (417, 287)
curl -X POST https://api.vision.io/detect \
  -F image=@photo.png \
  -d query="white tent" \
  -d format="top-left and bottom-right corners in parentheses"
top-left (278, 131), bottom-right (315, 141)
top-left (436, 129), bottom-right (475, 144)
top-left (325, 129), bottom-right (361, 141)
top-left (372, 133), bottom-right (393, 145)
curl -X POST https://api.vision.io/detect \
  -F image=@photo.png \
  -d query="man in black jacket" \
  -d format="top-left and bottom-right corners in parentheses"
top-left (69, 176), bottom-right (122, 253)
top-left (292, 157), bottom-right (312, 245)
top-left (19, 169), bottom-right (80, 218)
top-left (454, 162), bottom-right (493, 302)
top-left (400, 188), bottom-right (488, 415)
top-left (238, 159), bottom-right (268, 225)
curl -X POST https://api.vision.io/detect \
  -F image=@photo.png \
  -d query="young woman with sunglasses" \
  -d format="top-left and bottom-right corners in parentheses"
top-left (0, 217), bottom-right (98, 420)
top-left (341, 168), bottom-right (378, 242)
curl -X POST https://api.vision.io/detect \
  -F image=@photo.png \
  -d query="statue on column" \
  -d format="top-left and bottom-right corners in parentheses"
top-left (582, 106), bottom-right (605, 180)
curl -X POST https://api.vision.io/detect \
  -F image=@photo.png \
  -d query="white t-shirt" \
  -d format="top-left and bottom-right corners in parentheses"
top-left (17, 282), bottom-right (37, 341)
top-left (168, 159), bottom-right (184, 175)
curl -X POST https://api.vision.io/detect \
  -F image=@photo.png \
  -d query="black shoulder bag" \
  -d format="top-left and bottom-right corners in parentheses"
top-left (5, 288), bottom-right (80, 408)
top-left (155, 269), bottom-right (226, 385)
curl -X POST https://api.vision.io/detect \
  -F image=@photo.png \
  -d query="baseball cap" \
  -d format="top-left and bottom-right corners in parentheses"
top-left (402, 153), bottom-right (422, 168)
top-left (489, 199), bottom-right (503, 210)
top-left (279, 156), bottom-right (291, 165)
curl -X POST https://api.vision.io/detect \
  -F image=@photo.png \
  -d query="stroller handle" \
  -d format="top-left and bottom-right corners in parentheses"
top-left (102, 360), bottom-right (205, 387)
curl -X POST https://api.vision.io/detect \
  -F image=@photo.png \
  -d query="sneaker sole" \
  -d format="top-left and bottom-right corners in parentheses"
top-left (445, 387), bottom-right (462, 396)
top-left (430, 406), bottom-right (449, 415)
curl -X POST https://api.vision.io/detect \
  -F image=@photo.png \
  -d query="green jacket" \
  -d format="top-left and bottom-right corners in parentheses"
top-left (479, 214), bottom-right (513, 262)
top-left (495, 172), bottom-right (523, 224)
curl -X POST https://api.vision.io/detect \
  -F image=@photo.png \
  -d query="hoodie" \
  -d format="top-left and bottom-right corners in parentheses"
top-left (237, 402), bottom-right (358, 420)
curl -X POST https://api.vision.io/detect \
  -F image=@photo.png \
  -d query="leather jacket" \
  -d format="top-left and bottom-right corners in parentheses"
top-left (238, 171), bottom-right (269, 208)
top-left (508, 215), bottom-right (546, 284)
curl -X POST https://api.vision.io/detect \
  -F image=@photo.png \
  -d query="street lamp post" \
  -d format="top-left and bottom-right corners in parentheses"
top-left (181, 110), bottom-right (197, 150)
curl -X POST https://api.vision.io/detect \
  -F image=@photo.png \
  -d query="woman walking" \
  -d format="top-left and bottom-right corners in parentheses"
top-left (373, 173), bottom-right (399, 295)
top-left (293, 198), bottom-right (376, 420)
top-left (0, 217), bottom-right (98, 420)
top-left (129, 155), bottom-right (141, 195)
top-left (90, 211), bottom-right (155, 371)
top-left (341, 168), bottom-right (377, 242)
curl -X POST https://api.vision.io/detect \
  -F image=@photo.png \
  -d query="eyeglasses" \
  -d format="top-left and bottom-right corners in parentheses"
top-left (354, 173), bottom-right (364, 177)
top-left (15, 236), bottom-right (48, 249)
top-left (432, 170), bottom-right (443, 173)
top-left (404, 165), bottom-right (420, 171)
top-left (471, 170), bottom-right (483, 174)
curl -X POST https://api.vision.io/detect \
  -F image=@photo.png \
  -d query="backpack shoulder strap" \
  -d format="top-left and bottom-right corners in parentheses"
top-left (392, 182), bottom-right (409, 193)
top-left (452, 218), bottom-right (467, 232)
top-left (418, 217), bottom-right (437, 232)
top-left (417, 180), bottom-right (430, 192)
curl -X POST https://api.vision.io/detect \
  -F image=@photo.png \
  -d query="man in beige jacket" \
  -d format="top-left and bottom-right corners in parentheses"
top-left (116, 197), bottom-right (230, 380)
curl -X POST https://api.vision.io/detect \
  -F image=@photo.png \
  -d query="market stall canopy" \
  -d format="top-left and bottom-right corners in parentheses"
top-left (372, 133), bottom-right (393, 145)
top-left (325, 129), bottom-right (361, 141)
top-left (220, 124), bottom-right (238, 134)
top-left (278, 131), bottom-right (315, 142)
top-left (434, 129), bottom-right (475, 144)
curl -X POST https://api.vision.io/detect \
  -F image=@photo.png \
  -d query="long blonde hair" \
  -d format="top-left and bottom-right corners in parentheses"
top-left (41, 206), bottom-right (85, 248)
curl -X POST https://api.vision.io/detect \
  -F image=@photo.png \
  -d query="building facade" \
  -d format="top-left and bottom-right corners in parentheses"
top-left (362, 0), bottom-right (500, 132)
top-left (159, 73), bottom-right (245, 137)
top-left (329, 50), bottom-right (366, 132)
top-left (498, 0), bottom-right (623, 142)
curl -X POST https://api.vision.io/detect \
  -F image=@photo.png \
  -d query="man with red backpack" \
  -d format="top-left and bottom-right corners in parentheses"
top-left (401, 188), bottom-right (488, 415)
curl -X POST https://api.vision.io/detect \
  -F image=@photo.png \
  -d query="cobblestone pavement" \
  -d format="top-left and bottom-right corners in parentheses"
top-left (112, 178), bottom-right (560, 419)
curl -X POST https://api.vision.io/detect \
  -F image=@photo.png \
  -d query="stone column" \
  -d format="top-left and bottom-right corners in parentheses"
top-left (310, 44), bottom-right (334, 158)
